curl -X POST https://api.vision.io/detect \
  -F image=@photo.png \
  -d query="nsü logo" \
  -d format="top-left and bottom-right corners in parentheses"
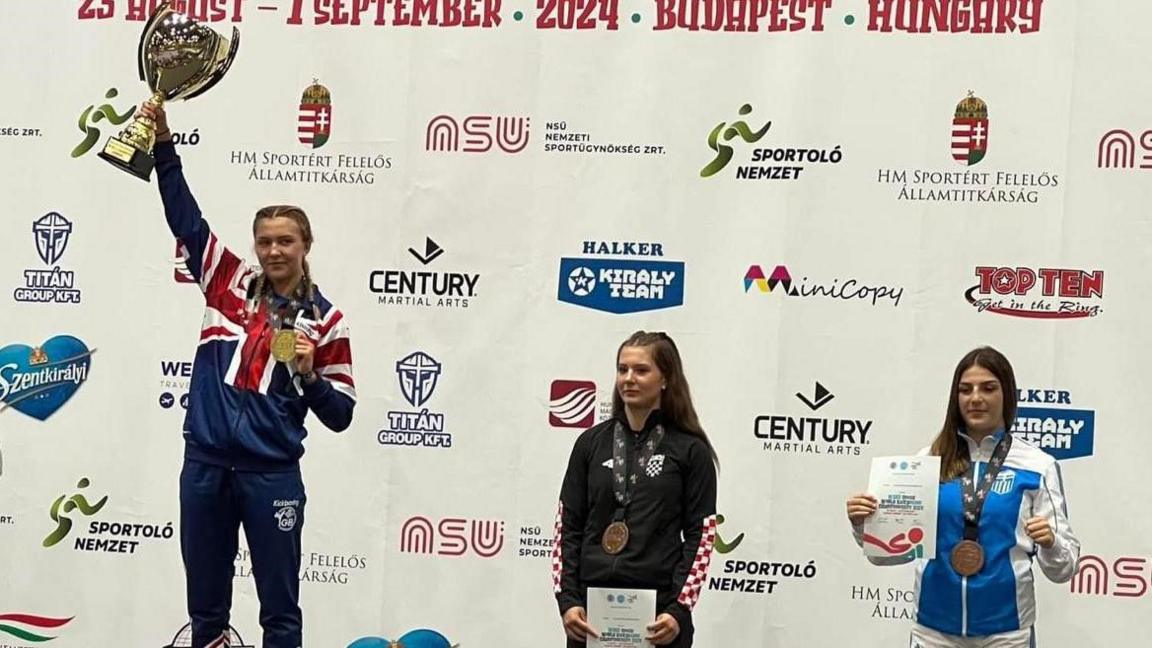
top-left (399, 515), bottom-right (504, 558)
top-left (1070, 555), bottom-right (1150, 598)
top-left (426, 114), bottom-right (530, 154)
top-left (1097, 129), bottom-right (1152, 170)
top-left (965, 266), bottom-right (1104, 319)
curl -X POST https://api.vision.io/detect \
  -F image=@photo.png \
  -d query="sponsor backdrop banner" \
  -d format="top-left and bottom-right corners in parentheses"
top-left (1, 0), bottom-right (1147, 645)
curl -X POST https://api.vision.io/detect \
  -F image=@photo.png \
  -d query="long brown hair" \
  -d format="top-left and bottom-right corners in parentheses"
top-left (611, 331), bottom-right (718, 464)
top-left (250, 205), bottom-right (319, 317)
top-left (930, 346), bottom-right (1018, 482)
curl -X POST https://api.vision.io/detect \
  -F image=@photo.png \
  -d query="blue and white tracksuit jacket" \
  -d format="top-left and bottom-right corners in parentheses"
top-left (854, 430), bottom-right (1080, 639)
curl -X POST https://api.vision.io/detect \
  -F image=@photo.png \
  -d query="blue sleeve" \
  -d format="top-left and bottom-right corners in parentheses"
top-left (155, 141), bottom-right (210, 282)
top-left (301, 376), bottom-right (355, 432)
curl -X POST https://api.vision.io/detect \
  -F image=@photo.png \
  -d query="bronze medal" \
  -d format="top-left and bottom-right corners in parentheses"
top-left (601, 521), bottom-right (629, 555)
top-left (271, 329), bottom-right (297, 363)
top-left (950, 539), bottom-right (985, 576)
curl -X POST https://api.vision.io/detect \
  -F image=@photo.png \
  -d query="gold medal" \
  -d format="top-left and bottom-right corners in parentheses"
top-left (950, 539), bottom-right (985, 576)
top-left (270, 329), bottom-right (297, 363)
top-left (601, 521), bottom-right (629, 555)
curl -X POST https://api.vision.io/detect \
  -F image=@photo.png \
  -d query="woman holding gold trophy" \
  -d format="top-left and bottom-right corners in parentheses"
top-left (141, 100), bottom-right (356, 648)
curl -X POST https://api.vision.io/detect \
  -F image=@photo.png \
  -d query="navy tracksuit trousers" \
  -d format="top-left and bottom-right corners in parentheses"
top-left (180, 458), bottom-right (306, 648)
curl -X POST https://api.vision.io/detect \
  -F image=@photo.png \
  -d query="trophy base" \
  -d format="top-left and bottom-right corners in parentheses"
top-left (98, 136), bottom-right (155, 182)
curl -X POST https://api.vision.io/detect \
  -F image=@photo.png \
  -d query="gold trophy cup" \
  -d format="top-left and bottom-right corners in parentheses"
top-left (98, 1), bottom-right (239, 181)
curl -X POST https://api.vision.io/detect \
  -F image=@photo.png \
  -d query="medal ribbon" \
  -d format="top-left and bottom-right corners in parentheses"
top-left (611, 419), bottom-right (665, 522)
top-left (959, 432), bottom-right (1013, 542)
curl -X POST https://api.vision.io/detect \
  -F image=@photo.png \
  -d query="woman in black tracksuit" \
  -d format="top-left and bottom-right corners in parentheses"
top-left (553, 331), bottom-right (718, 647)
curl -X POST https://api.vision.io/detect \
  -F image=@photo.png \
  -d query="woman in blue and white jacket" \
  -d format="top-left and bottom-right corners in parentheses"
top-left (847, 347), bottom-right (1079, 648)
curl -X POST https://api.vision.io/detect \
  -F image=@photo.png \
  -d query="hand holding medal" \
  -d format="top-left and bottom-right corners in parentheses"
top-left (288, 318), bottom-right (319, 375)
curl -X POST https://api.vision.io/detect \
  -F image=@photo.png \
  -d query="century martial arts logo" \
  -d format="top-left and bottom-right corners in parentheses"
top-left (399, 515), bottom-right (505, 558)
top-left (347, 629), bottom-right (456, 648)
top-left (965, 266), bottom-right (1104, 319)
top-left (298, 80), bottom-right (332, 149)
top-left (549, 380), bottom-right (608, 428)
top-left (0, 613), bottom-right (74, 644)
top-left (14, 212), bottom-right (82, 304)
top-left (706, 513), bottom-right (817, 597)
top-left (369, 238), bottom-right (479, 309)
top-left (1070, 555), bottom-right (1151, 598)
top-left (157, 359), bottom-right (192, 411)
top-left (164, 623), bottom-right (254, 648)
top-left (951, 92), bottom-right (989, 166)
top-left (558, 240), bottom-right (685, 314)
top-left (744, 265), bottom-right (904, 307)
top-left (425, 114), bottom-right (530, 154)
top-left (699, 103), bottom-right (842, 180)
top-left (1012, 387), bottom-right (1095, 460)
top-left (876, 91), bottom-right (1059, 205)
top-left (754, 382), bottom-right (873, 456)
top-left (378, 352), bottom-right (451, 449)
top-left (42, 477), bottom-right (173, 556)
top-left (0, 335), bottom-right (93, 421)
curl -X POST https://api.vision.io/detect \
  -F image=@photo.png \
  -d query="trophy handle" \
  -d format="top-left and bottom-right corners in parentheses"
top-left (182, 27), bottom-right (240, 101)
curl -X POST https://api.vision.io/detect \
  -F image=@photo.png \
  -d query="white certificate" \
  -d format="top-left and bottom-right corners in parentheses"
top-left (862, 455), bottom-right (940, 560)
top-left (586, 587), bottom-right (657, 648)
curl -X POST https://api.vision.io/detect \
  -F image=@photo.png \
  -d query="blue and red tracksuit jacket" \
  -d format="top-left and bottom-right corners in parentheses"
top-left (155, 140), bottom-right (356, 471)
